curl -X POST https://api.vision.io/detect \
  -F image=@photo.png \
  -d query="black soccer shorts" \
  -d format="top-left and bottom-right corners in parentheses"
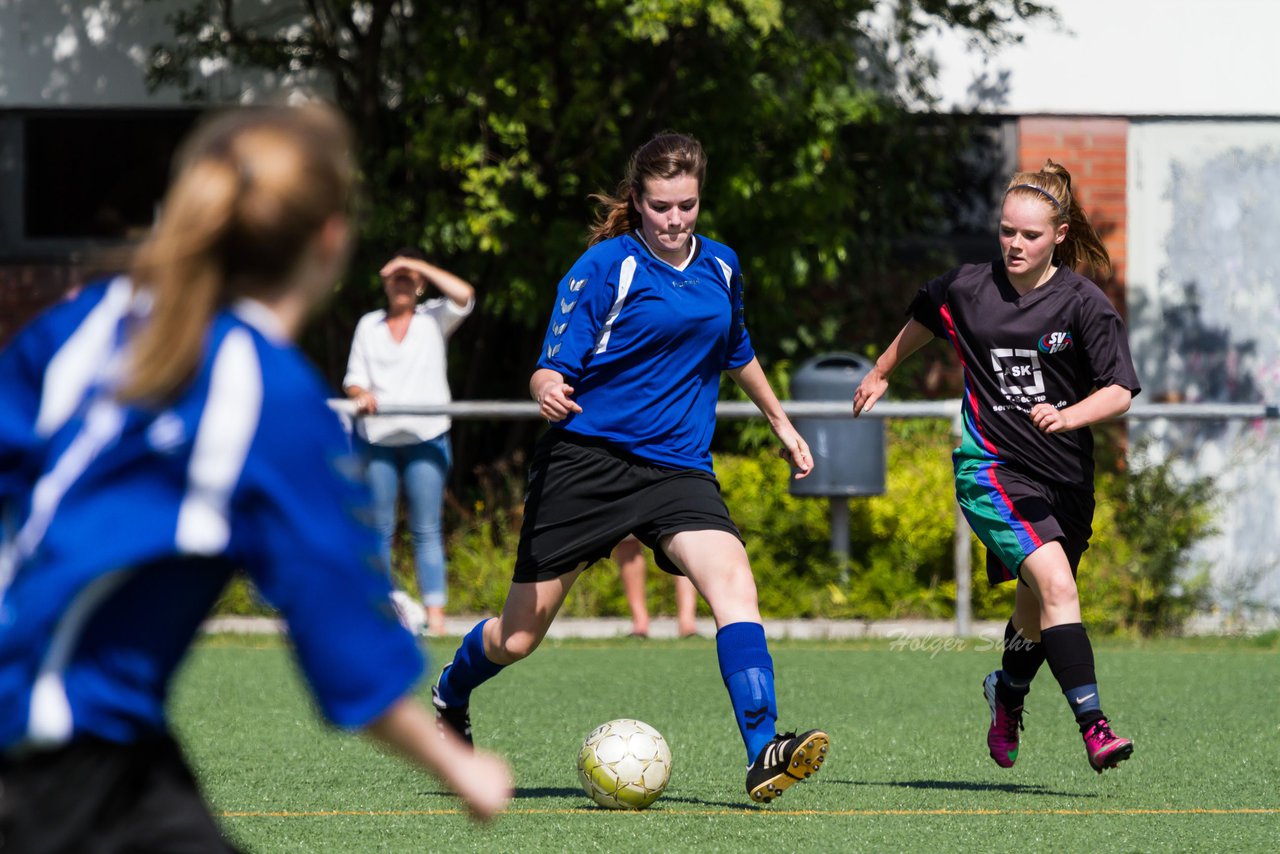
top-left (513, 431), bottom-right (743, 582)
top-left (0, 734), bottom-right (241, 854)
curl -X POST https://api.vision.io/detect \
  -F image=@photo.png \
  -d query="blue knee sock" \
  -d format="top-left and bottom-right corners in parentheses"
top-left (435, 619), bottom-right (504, 707)
top-left (717, 622), bottom-right (777, 764)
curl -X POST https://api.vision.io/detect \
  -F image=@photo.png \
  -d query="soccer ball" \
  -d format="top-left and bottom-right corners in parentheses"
top-left (576, 719), bottom-right (672, 810)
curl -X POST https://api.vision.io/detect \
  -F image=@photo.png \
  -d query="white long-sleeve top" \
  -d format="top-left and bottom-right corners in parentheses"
top-left (343, 296), bottom-right (473, 445)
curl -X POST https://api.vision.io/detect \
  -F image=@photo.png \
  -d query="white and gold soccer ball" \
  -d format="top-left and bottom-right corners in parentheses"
top-left (576, 718), bottom-right (672, 810)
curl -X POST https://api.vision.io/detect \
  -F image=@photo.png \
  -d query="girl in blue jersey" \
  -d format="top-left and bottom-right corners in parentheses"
top-left (433, 132), bottom-right (830, 804)
top-left (0, 104), bottom-right (510, 852)
top-left (853, 160), bottom-right (1139, 774)
top-left (0, 276), bottom-right (143, 566)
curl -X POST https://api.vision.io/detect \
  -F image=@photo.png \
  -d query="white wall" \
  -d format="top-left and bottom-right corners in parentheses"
top-left (0, 0), bottom-right (317, 108)
top-left (0, 0), bottom-right (184, 106)
top-left (924, 0), bottom-right (1280, 117)
top-left (1127, 119), bottom-right (1280, 619)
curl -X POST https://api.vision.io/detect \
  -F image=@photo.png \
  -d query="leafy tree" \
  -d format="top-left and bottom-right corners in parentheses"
top-left (146, 0), bottom-right (1050, 468)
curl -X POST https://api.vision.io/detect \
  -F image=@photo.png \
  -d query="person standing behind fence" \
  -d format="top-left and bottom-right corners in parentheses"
top-left (0, 104), bottom-right (510, 853)
top-left (853, 160), bottom-right (1140, 775)
top-left (430, 130), bottom-right (831, 805)
top-left (615, 535), bottom-right (699, 638)
top-left (343, 248), bottom-right (474, 637)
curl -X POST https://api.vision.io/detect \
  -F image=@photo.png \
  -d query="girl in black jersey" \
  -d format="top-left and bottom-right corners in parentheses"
top-left (853, 160), bottom-right (1140, 774)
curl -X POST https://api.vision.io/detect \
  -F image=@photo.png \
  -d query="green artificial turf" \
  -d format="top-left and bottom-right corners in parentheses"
top-left (171, 633), bottom-right (1280, 852)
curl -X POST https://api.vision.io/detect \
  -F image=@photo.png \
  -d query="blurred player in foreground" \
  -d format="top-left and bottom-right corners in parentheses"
top-left (0, 103), bottom-right (510, 853)
top-left (431, 131), bottom-right (829, 804)
top-left (853, 160), bottom-right (1139, 774)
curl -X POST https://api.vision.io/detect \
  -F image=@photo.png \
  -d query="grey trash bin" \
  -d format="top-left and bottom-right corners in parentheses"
top-left (789, 352), bottom-right (885, 497)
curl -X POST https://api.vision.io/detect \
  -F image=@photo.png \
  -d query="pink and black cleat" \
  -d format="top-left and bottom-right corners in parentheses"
top-left (982, 670), bottom-right (1025, 769)
top-left (1082, 717), bottom-right (1133, 773)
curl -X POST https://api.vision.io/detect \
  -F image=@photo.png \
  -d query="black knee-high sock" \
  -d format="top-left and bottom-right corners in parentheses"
top-left (996, 619), bottom-right (1045, 707)
top-left (1040, 622), bottom-right (1103, 728)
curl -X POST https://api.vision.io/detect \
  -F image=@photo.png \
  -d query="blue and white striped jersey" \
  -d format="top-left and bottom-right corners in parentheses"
top-left (0, 292), bottom-right (422, 751)
top-left (0, 277), bottom-right (138, 515)
top-left (536, 232), bottom-right (755, 472)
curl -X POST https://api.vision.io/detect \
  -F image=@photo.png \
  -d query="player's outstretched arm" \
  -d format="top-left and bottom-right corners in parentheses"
top-left (727, 357), bottom-right (813, 479)
top-left (366, 697), bottom-right (513, 821)
top-left (852, 319), bottom-right (933, 417)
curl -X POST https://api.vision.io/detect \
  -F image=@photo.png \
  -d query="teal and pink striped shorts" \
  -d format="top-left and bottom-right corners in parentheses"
top-left (953, 456), bottom-right (1095, 586)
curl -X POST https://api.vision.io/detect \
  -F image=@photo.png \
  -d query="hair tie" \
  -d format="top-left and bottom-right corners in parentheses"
top-left (1008, 183), bottom-right (1063, 213)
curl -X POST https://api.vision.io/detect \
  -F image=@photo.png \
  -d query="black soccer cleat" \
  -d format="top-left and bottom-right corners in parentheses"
top-left (746, 729), bottom-right (829, 803)
top-left (431, 684), bottom-right (473, 746)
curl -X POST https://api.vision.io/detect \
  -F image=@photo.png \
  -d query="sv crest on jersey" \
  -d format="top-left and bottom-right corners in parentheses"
top-left (1038, 330), bottom-right (1073, 354)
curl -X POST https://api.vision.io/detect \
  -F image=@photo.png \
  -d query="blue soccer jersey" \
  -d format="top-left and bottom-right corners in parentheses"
top-left (0, 277), bottom-right (138, 513)
top-left (536, 232), bottom-right (755, 472)
top-left (0, 295), bottom-right (422, 751)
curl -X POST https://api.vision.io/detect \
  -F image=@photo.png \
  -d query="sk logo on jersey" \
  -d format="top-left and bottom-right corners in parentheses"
top-left (1038, 331), bottom-right (1073, 354)
top-left (991, 348), bottom-right (1045, 397)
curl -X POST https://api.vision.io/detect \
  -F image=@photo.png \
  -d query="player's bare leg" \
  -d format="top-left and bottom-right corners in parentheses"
top-left (433, 566), bottom-right (585, 744)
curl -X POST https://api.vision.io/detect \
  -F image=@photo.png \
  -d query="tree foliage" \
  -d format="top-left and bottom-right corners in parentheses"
top-left (146, 0), bottom-right (1049, 465)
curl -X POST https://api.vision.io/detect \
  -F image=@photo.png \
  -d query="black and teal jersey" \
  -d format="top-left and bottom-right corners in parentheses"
top-left (536, 232), bottom-right (755, 473)
top-left (909, 260), bottom-right (1141, 489)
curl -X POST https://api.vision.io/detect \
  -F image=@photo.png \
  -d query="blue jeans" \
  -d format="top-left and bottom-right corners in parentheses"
top-left (359, 433), bottom-right (452, 607)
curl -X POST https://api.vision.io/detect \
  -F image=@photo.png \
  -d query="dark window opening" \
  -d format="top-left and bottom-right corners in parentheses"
top-left (23, 111), bottom-right (198, 240)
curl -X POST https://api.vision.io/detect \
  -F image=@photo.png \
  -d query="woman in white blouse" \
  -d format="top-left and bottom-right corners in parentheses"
top-left (344, 248), bottom-right (474, 636)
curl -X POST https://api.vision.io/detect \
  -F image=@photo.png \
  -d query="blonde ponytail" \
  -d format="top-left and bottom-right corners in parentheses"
top-left (119, 104), bottom-right (354, 405)
top-left (122, 159), bottom-right (240, 403)
top-left (1005, 159), bottom-right (1112, 279)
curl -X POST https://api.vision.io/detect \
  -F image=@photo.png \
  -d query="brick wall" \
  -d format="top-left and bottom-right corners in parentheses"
top-left (1017, 117), bottom-right (1128, 302)
top-left (0, 262), bottom-right (80, 346)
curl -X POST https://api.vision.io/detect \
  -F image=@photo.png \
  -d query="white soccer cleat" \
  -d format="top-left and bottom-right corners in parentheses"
top-left (390, 590), bottom-right (427, 635)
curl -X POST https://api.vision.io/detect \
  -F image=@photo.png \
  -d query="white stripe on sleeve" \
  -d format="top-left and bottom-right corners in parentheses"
top-left (26, 568), bottom-right (133, 746)
top-left (594, 256), bottom-right (637, 355)
top-left (713, 257), bottom-right (733, 293)
top-left (176, 328), bottom-right (262, 555)
top-left (35, 277), bottom-right (133, 438)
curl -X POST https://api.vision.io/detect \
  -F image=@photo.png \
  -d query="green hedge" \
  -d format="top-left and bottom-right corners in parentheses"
top-left (216, 423), bottom-right (1215, 635)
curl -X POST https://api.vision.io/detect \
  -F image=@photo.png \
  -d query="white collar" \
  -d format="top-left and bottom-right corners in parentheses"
top-left (231, 297), bottom-right (288, 343)
top-left (635, 231), bottom-right (697, 271)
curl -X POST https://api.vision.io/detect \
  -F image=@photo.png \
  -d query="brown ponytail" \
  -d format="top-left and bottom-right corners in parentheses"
top-left (121, 104), bottom-right (354, 403)
top-left (1005, 159), bottom-right (1112, 279)
top-left (587, 132), bottom-right (708, 246)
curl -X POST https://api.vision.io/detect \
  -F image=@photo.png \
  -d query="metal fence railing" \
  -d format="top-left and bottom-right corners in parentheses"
top-left (330, 399), bottom-right (1279, 635)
